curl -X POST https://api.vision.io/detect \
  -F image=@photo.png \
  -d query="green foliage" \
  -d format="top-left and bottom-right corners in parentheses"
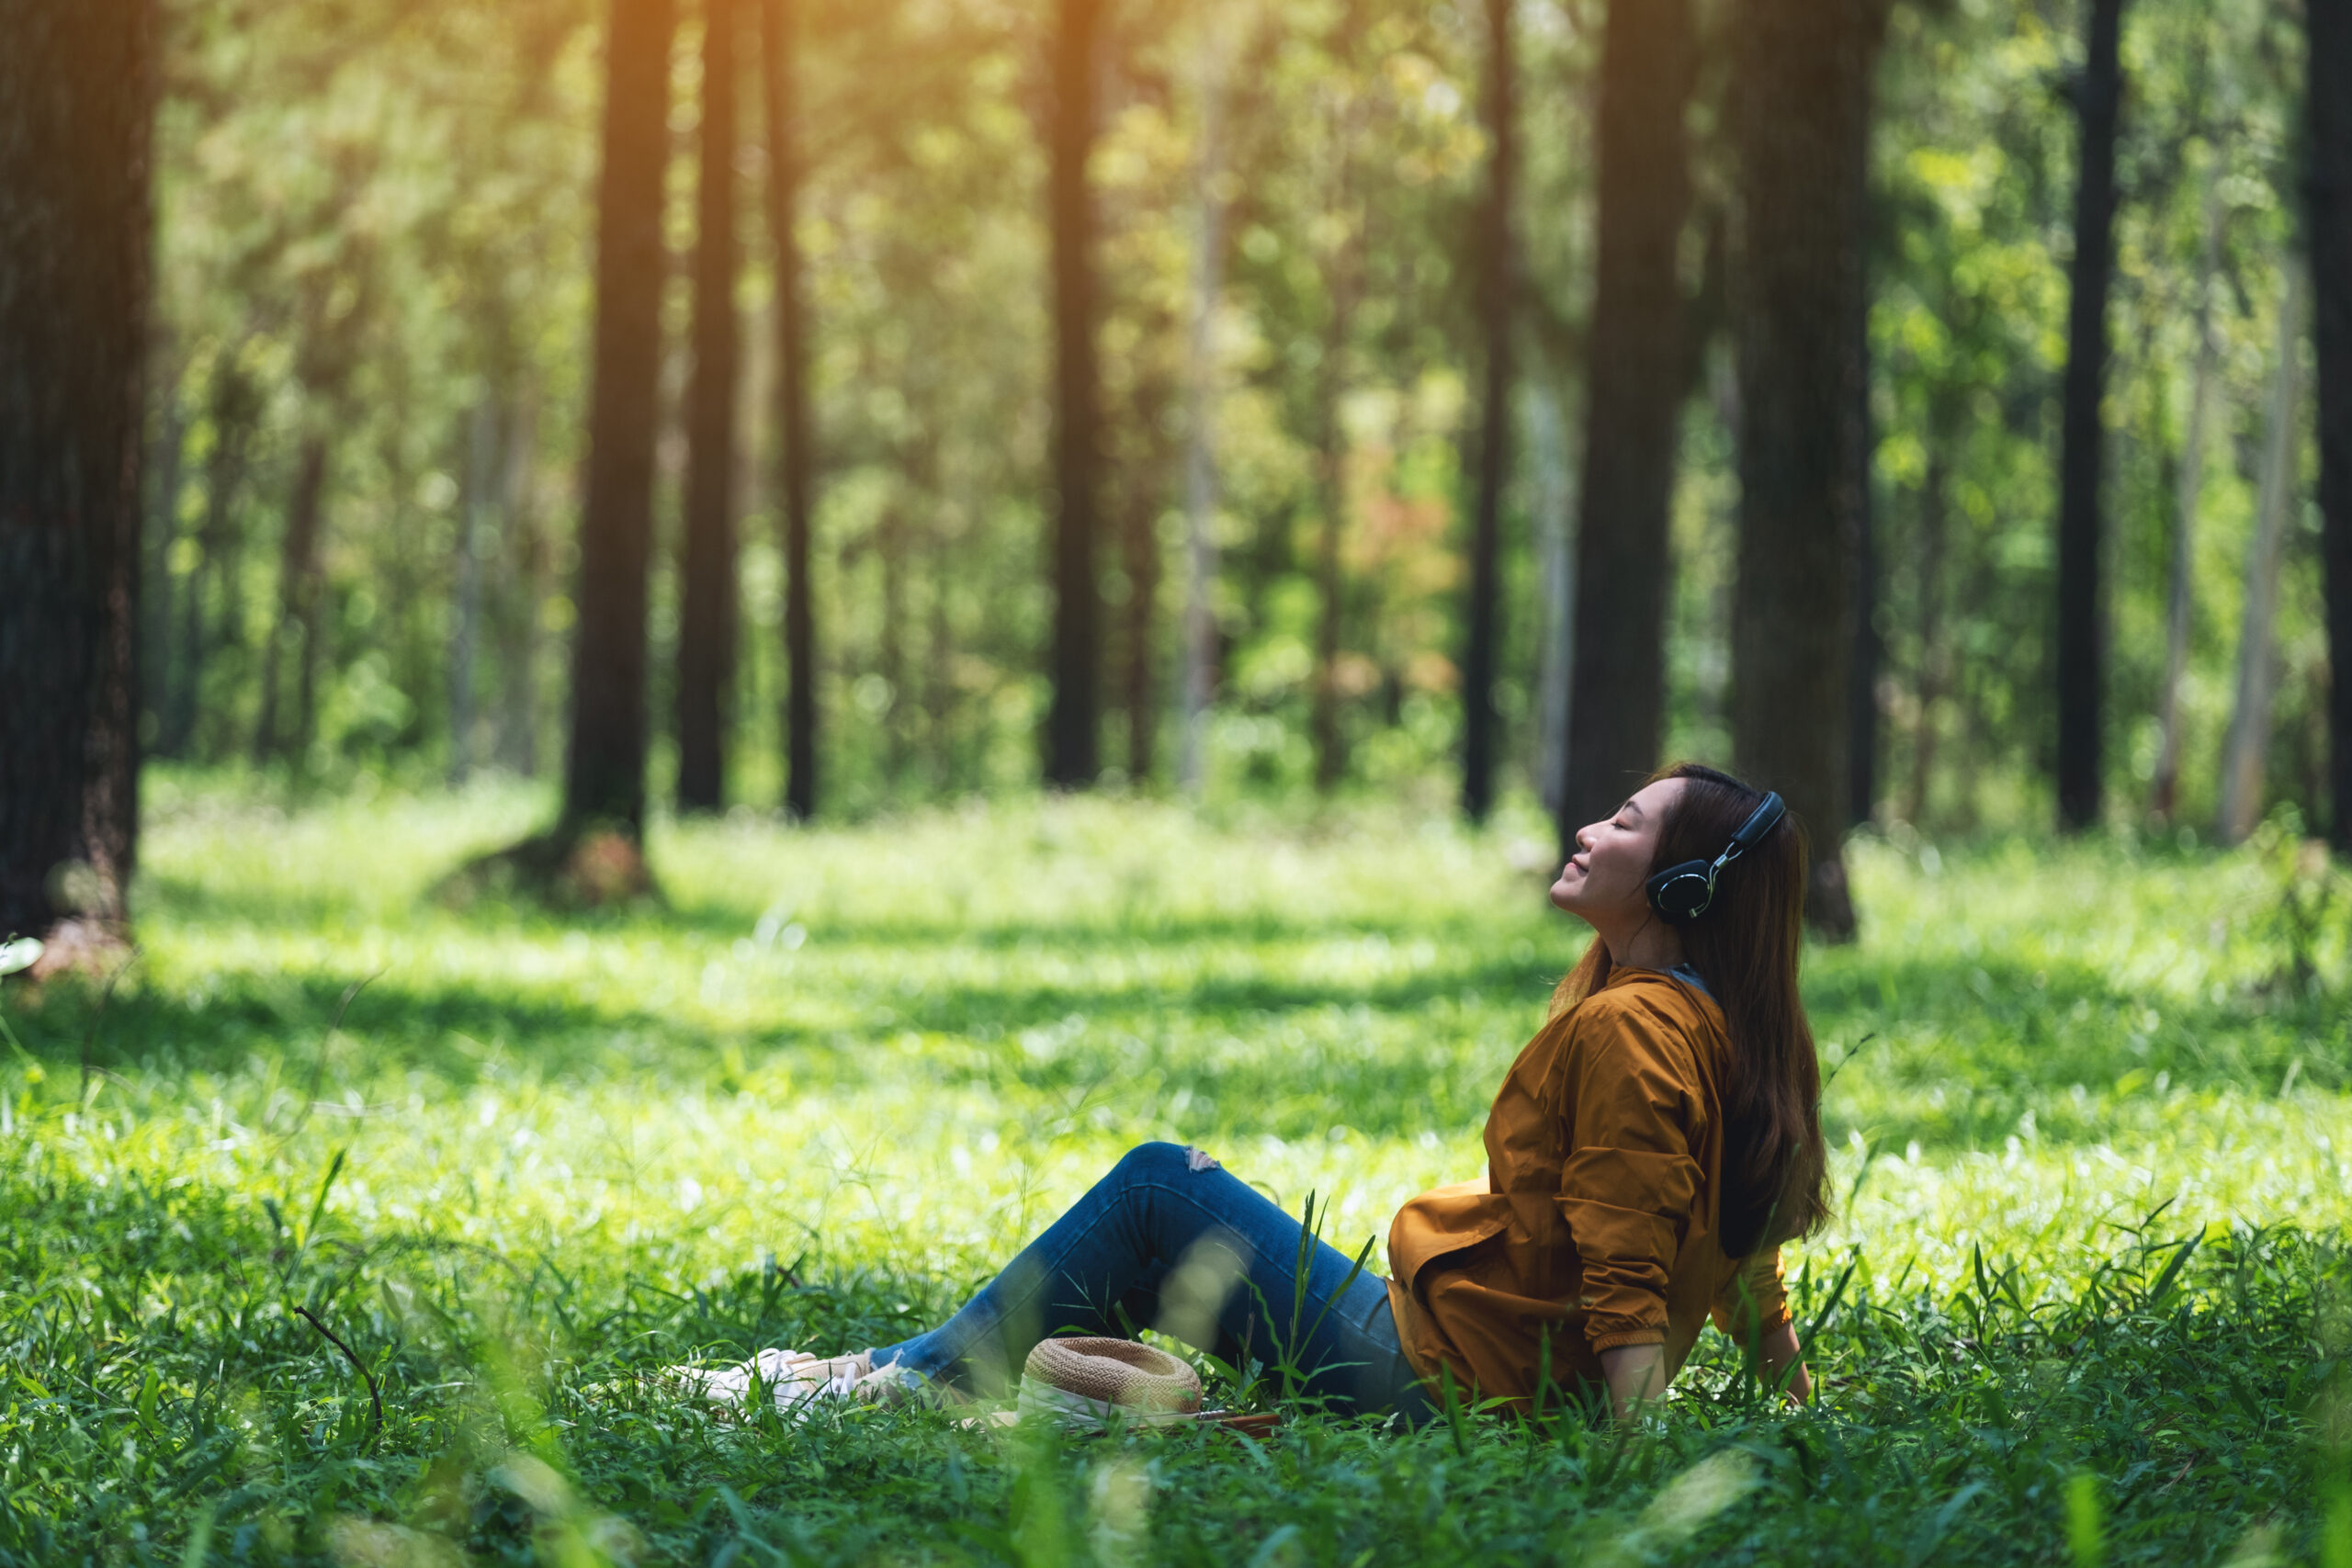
top-left (143, 0), bottom-right (2335, 828)
top-left (0, 780), bottom-right (2346, 1562)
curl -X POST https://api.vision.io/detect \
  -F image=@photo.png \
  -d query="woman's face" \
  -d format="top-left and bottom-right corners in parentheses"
top-left (1551, 777), bottom-right (1687, 923)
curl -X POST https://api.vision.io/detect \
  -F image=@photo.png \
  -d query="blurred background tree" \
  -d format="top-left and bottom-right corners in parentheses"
top-left (9, 0), bottom-right (2344, 938)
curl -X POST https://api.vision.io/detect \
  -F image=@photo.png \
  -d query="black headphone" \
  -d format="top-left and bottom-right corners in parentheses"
top-left (1644, 791), bottom-right (1786, 924)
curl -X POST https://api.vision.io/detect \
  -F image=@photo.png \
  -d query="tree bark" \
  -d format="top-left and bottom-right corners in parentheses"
top-left (677, 0), bottom-right (743, 814)
top-left (2153, 166), bottom-right (2226, 823)
top-left (560, 0), bottom-right (678, 840)
top-left (0, 0), bottom-right (155, 960)
top-left (1556, 0), bottom-right (1696, 849)
top-left (763, 0), bottom-right (818, 819)
top-left (1459, 0), bottom-right (1516, 824)
top-left (2217, 265), bottom-right (2307, 845)
top-left (2311, 0), bottom-right (2352, 852)
top-left (1729, 0), bottom-right (1882, 940)
top-left (2052, 0), bottom-right (2127, 832)
top-left (1044, 0), bottom-right (1104, 787)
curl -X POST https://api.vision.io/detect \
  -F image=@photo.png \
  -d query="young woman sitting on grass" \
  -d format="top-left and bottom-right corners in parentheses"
top-left (682, 762), bottom-right (1829, 1424)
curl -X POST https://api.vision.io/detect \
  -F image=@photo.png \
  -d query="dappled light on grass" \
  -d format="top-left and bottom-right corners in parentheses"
top-left (2, 780), bottom-right (2347, 1562)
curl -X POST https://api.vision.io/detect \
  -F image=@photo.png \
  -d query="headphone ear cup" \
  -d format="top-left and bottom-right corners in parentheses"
top-left (1645, 863), bottom-right (1714, 923)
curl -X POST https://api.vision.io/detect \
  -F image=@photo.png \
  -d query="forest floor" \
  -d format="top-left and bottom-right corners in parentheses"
top-left (2, 775), bottom-right (2348, 1566)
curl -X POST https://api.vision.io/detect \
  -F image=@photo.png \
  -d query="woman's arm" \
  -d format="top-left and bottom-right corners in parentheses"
top-left (1599, 1342), bottom-right (1665, 1421)
top-left (1601, 1325), bottom-right (1806, 1424)
top-left (1758, 1319), bottom-right (1810, 1403)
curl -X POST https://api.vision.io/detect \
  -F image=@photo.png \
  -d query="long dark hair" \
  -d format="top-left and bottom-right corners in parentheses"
top-left (1548, 762), bottom-right (1830, 1258)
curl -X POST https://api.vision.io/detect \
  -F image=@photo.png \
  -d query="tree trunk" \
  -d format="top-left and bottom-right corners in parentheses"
top-left (1309, 275), bottom-right (1360, 795)
top-left (254, 432), bottom-right (330, 768)
top-left (927, 499), bottom-right (956, 792)
top-left (448, 403), bottom-right (493, 784)
top-left (2311, 0), bottom-right (2352, 852)
top-left (2217, 265), bottom-right (2308, 845)
top-left (1555, 0), bottom-right (1696, 849)
top-left (0, 0), bottom-right (154, 963)
top-left (1121, 412), bottom-right (1165, 784)
top-left (497, 393), bottom-right (544, 776)
top-left (2053, 0), bottom-right (2127, 832)
top-left (143, 375), bottom-right (184, 748)
top-left (560, 0), bottom-right (678, 840)
top-left (1044, 0), bottom-right (1103, 787)
top-left (1460, 0), bottom-right (1516, 824)
top-left (1846, 216), bottom-right (1880, 830)
top-left (1178, 21), bottom-right (1229, 797)
top-left (1309, 20), bottom-right (1367, 796)
top-left (677, 0), bottom-right (743, 814)
top-left (1904, 446), bottom-right (1950, 829)
top-left (1728, 0), bottom-right (1882, 940)
top-left (2152, 168), bottom-right (2225, 823)
top-left (164, 359), bottom-right (256, 761)
top-left (1530, 376), bottom-right (1574, 818)
top-left (763, 0), bottom-right (817, 819)
top-left (879, 505), bottom-right (909, 787)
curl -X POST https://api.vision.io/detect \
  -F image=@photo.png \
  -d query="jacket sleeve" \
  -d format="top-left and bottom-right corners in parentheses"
top-left (1708, 1247), bottom-right (1792, 1339)
top-left (1555, 998), bottom-right (1702, 1351)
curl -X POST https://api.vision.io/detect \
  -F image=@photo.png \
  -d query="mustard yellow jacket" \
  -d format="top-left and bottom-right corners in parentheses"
top-left (1385, 966), bottom-right (1790, 1404)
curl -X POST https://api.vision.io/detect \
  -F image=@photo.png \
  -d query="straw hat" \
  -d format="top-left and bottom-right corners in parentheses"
top-left (1017, 1337), bottom-right (1203, 1430)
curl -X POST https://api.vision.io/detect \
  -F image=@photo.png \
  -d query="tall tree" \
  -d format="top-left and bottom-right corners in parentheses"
top-left (495, 395), bottom-right (546, 778)
top-left (1307, 75), bottom-right (1366, 795)
top-left (1119, 372), bottom-right (1171, 784)
top-left (1459, 0), bottom-right (1516, 824)
top-left (1555, 0), bottom-right (1696, 846)
top-left (162, 355), bottom-right (256, 761)
top-left (0, 0), bottom-right (156, 964)
top-left (678, 0), bottom-right (744, 813)
top-left (2312, 0), bottom-right (2352, 852)
top-left (1044, 0), bottom-right (1104, 787)
top-left (1177, 15), bottom-right (1232, 797)
top-left (2217, 266), bottom-right (2307, 844)
top-left (1728, 0), bottom-right (1883, 939)
top-left (560, 0), bottom-right (678, 843)
top-left (2052, 0), bottom-right (2127, 832)
top-left (141, 357), bottom-right (185, 751)
top-left (254, 433), bottom-right (331, 767)
top-left (763, 0), bottom-right (818, 819)
top-left (2152, 166), bottom-right (2228, 823)
top-left (1847, 227), bottom-right (1880, 829)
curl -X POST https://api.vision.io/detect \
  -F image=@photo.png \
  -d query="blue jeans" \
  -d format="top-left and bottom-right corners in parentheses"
top-left (870, 1142), bottom-right (1435, 1423)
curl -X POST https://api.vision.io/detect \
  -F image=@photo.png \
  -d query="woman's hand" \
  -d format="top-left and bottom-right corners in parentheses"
top-left (1758, 1320), bottom-right (1810, 1404)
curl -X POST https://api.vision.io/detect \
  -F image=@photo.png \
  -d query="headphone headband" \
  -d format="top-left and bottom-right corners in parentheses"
top-left (1643, 790), bottom-right (1785, 924)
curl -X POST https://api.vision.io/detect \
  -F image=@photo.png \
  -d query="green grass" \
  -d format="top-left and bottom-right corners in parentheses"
top-left (3, 775), bottom-right (2348, 1565)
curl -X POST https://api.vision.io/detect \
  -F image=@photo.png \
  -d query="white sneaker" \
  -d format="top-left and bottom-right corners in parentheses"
top-left (671, 1348), bottom-right (949, 1420)
top-left (670, 1348), bottom-right (864, 1417)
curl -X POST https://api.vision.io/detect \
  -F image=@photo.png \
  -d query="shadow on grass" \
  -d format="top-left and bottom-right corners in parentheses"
top-left (17, 895), bottom-right (2340, 1151)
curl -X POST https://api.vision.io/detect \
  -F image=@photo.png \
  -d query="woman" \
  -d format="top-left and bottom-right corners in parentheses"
top-left (685, 763), bottom-right (1827, 1423)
